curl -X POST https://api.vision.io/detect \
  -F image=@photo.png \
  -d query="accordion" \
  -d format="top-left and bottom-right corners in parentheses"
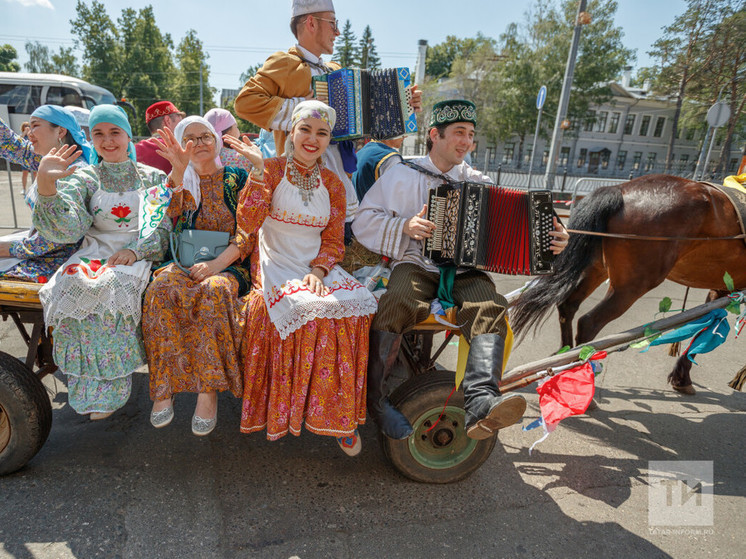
top-left (312, 67), bottom-right (418, 140)
top-left (423, 183), bottom-right (555, 275)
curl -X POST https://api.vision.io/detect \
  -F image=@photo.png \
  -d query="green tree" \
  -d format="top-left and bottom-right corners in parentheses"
top-left (649, 0), bottom-right (724, 170)
top-left (358, 25), bottom-right (380, 69)
top-left (333, 20), bottom-right (359, 67)
top-left (24, 41), bottom-right (80, 76)
top-left (239, 64), bottom-right (261, 85)
top-left (173, 29), bottom-right (215, 117)
top-left (70, 0), bottom-right (122, 95)
top-left (51, 47), bottom-right (80, 77)
top-left (0, 44), bottom-right (21, 72)
top-left (425, 35), bottom-right (493, 80)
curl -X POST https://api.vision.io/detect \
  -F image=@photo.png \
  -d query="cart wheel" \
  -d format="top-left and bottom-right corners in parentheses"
top-left (0, 351), bottom-right (52, 475)
top-left (382, 370), bottom-right (497, 483)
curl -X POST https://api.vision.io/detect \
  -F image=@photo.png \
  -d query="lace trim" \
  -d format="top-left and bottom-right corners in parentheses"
top-left (273, 298), bottom-right (378, 340)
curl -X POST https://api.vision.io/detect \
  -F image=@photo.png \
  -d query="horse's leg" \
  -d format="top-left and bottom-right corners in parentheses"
top-left (668, 290), bottom-right (726, 395)
top-left (557, 261), bottom-right (608, 348)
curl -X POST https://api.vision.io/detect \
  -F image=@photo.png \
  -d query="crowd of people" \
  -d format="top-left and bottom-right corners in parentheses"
top-left (0, 0), bottom-right (568, 456)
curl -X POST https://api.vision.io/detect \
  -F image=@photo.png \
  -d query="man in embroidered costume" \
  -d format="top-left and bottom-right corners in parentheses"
top-left (352, 134), bottom-right (404, 201)
top-left (353, 99), bottom-right (570, 440)
top-left (135, 100), bottom-right (185, 174)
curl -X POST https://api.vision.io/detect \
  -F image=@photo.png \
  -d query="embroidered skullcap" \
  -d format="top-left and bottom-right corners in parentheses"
top-left (145, 100), bottom-right (184, 124)
top-left (88, 104), bottom-right (136, 164)
top-left (291, 0), bottom-right (334, 17)
top-left (291, 99), bottom-right (336, 131)
top-left (30, 104), bottom-right (92, 163)
top-left (173, 116), bottom-right (223, 208)
top-left (429, 99), bottom-right (478, 128)
top-left (204, 108), bottom-right (237, 136)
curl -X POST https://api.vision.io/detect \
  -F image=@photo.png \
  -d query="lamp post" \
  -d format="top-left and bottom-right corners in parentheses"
top-left (544, 0), bottom-right (590, 190)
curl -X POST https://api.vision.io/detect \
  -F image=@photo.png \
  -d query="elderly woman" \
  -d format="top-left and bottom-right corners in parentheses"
top-left (33, 105), bottom-right (171, 419)
top-left (236, 100), bottom-right (378, 456)
top-left (204, 108), bottom-right (253, 172)
top-left (0, 105), bottom-right (91, 282)
top-left (142, 116), bottom-right (259, 436)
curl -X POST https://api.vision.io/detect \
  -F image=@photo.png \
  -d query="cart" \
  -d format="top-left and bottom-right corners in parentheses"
top-left (0, 278), bottom-right (741, 482)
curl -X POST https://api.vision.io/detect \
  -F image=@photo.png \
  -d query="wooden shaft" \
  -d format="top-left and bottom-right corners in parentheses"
top-left (500, 293), bottom-right (739, 388)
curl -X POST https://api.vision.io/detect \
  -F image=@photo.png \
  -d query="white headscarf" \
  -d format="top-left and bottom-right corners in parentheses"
top-left (173, 116), bottom-right (222, 208)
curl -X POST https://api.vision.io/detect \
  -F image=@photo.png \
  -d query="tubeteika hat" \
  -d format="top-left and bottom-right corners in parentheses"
top-left (145, 101), bottom-right (185, 124)
top-left (429, 99), bottom-right (478, 128)
top-left (291, 0), bottom-right (335, 17)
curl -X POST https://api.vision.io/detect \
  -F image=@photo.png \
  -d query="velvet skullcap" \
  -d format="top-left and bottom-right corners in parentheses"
top-left (429, 99), bottom-right (478, 128)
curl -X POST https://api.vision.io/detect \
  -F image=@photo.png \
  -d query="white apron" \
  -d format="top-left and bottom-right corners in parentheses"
top-left (259, 169), bottom-right (377, 340)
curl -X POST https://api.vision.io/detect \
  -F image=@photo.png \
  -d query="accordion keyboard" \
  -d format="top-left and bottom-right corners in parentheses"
top-left (426, 196), bottom-right (447, 252)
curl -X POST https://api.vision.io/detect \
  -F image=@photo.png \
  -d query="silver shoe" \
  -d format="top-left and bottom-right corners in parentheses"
top-left (150, 404), bottom-right (174, 428)
top-left (191, 414), bottom-right (217, 436)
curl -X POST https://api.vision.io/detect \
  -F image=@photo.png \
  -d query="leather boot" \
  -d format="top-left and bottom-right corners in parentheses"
top-left (367, 330), bottom-right (414, 440)
top-left (463, 333), bottom-right (526, 440)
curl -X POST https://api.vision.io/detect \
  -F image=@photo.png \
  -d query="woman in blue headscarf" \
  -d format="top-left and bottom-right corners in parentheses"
top-left (0, 105), bottom-right (92, 282)
top-left (33, 104), bottom-right (172, 420)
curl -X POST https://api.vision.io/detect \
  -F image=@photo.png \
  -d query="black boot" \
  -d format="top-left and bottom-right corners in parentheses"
top-left (367, 330), bottom-right (414, 440)
top-left (463, 334), bottom-right (526, 440)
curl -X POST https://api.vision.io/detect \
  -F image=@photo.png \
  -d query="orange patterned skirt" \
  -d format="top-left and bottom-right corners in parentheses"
top-left (239, 289), bottom-right (371, 440)
top-left (143, 264), bottom-right (245, 400)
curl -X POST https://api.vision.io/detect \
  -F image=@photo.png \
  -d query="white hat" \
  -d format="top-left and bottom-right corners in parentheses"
top-left (291, 0), bottom-right (335, 17)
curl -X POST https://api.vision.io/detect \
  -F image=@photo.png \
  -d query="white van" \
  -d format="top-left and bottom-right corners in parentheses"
top-left (0, 72), bottom-right (127, 132)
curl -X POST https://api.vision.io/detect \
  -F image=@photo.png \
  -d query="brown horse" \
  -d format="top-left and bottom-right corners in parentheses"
top-left (511, 174), bottom-right (746, 392)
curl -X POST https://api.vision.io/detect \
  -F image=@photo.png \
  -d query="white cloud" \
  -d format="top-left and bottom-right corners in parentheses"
top-left (5, 0), bottom-right (55, 9)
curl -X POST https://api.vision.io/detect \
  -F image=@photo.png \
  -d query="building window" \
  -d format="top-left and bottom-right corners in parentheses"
top-left (542, 150), bottom-right (549, 166)
top-left (730, 158), bottom-right (738, 172)
top-left (616, 150), bottom-right (627, 170)
top-left (653, 116), bottom-right (666, 137)
top-left (524, 146), bottom-right (533, 164)
top-left (601, 150), bottom-right (610, 169)
top-left (502, 143), bottom-right (515, 164)
top-left (584, 110), bottom-right (596, 132)
top-left (488, 146), bottom-right (497, 163)
top-left (577, 148), bottom-right (587, 167)
top-left (645, 152), bottom-right (657, 171)
top-left (624, 114), bottom-right (636, 135)
top-left (596, 111), bottom-right (608, 133)
top-left (685, 128), bottom-right (696, 141)
top-left (633, 151), bottom-right (642, 170)
top-left (639, 115), bottom-right (651, 136)
top-left (559, 147), bottom-right (570, 167)
top-left (608, 112), bottom-right (620, 134)
top-left (679, 154), bottom-right (689, 171)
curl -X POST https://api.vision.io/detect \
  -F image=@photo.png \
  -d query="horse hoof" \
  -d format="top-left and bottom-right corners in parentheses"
top-left (672, 384), bottom-right (696, 395)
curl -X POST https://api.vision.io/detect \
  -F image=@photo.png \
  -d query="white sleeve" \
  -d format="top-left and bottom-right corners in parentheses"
top-left (269, 97), bottom-right (305, 132)
top-left (352, 174), bottom-right (408, 259)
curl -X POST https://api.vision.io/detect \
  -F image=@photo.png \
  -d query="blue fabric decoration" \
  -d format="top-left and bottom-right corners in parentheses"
top-left (31, 104), bottom-right (92, 163)
top-left (88, 104), bottom-right (137, 164)
top-left (334, 139), bottom-right (358, 174)
top-left (646, 309), bottom-right (730, 364)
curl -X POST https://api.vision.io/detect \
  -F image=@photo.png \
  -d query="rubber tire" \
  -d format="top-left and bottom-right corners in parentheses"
top-left (0, 351), bottom-right (53, 476)
top-left (382, 370), bottom-right (497, 483)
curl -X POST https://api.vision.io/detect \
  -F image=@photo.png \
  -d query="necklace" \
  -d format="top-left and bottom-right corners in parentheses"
top-left (286, 154), bottom-right (320, 206)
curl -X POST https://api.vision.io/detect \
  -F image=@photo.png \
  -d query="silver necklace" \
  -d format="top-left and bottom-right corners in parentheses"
top-left (287, 154), bottom-right (320, 206)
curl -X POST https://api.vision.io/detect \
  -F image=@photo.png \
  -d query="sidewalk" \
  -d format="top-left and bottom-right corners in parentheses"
top-left (0, 170), bottom-right (32, 231)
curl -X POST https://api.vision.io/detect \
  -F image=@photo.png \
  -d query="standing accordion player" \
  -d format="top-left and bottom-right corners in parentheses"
top-left (312, 67), bottom-right (418, 140)
top-left (423, 181), bottom-right (556, 276)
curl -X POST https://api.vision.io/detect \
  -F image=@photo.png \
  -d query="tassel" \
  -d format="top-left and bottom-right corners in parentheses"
top-left (728, 364), bottom-right (746, 391)
top-left (668, 341), bottom-right (681, 357)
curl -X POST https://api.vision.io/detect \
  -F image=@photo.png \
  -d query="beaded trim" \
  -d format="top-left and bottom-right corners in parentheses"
top-left (286, 154), bottom-right (320, 206)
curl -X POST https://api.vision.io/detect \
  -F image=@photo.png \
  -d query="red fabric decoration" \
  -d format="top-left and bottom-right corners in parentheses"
top-left (536, 362), bottom-right (595, 428)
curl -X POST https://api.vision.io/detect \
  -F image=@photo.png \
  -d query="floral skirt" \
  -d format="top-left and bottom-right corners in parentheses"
top-left (240, 289), bottom-right (372, 440)
top-left (143, 264), bottom-right (245, 401)
top-left (54, 313), bottom-right (145, 414)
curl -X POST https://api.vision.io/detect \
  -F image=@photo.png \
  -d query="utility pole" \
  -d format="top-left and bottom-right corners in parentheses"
top-left (544, 0), bottom-right (589, 190)
top-left (199, 62), bottom-right (204, 114)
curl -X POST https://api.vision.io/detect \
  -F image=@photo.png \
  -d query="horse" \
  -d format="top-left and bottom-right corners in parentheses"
top-left (510, 174), bottom-right (746, 393)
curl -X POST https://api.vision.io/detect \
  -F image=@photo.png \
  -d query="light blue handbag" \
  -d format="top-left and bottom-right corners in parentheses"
top-left (170, 229), bottom-right (230, 273)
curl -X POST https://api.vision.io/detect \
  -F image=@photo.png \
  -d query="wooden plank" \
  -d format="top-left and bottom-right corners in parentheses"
top-left (0, 280), bottom-right (42, 308)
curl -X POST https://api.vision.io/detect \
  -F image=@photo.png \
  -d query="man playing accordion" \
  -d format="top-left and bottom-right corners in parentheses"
top-left (353, 99), bottom-right (570, 440)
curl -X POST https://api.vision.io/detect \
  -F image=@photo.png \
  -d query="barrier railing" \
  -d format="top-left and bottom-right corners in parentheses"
top-left (2, 160), bottom-right (20, 230)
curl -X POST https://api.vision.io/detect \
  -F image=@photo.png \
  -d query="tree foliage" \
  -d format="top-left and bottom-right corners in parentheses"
top-left (333, 20), bottom-right (359, 67)
top-left (0, 44), bottom-right (20, 72)
top-left (173, 29), bottom-right (216, 117)
top-left (24, 41), bottom-right (79, 76)
top-left (358, 25), bottom-right (381, 69)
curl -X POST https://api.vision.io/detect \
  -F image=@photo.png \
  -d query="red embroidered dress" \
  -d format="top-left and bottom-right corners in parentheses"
top-left (237, 158), bottom-right (377, 440)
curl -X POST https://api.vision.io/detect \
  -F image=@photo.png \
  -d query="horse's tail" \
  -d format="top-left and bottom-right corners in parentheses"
top-left (510, 185), bottom-right (625, 339)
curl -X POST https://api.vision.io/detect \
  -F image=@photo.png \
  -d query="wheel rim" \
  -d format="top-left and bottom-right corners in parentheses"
top-left (408, 405), bottom-right (478, 470)
top-left (0, 404), bottom-right (10, 454)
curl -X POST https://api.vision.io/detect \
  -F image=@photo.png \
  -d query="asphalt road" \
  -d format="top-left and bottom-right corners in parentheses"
top-left (1, 272), bottom-right (744, 559)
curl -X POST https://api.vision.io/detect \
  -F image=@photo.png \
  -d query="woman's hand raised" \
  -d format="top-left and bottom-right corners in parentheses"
top-left (36, 144), bottom-right (81, 196)
top-left (155, 127), bottom-right (192, 186)
top-left (223, 134), bottom-right (264, 173)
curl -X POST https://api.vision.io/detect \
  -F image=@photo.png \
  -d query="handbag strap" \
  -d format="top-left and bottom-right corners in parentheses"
top-left (169, 231), bottom-right (191, 274)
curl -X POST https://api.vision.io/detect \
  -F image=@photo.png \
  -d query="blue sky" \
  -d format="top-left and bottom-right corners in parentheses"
top-left (2, 0), bottom-right (686, 99)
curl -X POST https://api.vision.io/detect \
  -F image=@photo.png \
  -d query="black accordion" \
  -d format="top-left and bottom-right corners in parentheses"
top-left (312, 67), bottom-right (417, 140)
top-left (423, 183), bottom-right (555, 275)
